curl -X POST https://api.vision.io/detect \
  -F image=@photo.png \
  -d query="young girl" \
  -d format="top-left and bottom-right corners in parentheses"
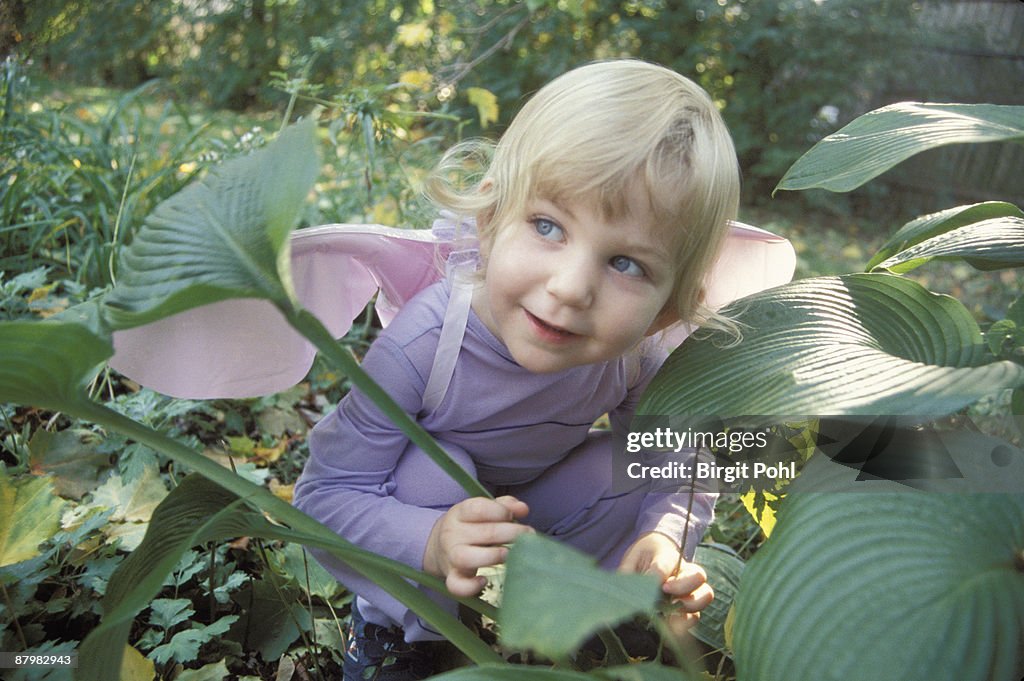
top-left (293, 59), bottom-right (737, 680)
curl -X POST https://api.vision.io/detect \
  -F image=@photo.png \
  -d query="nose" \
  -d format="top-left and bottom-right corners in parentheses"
top-left (545, 255), bottom-right (595, 309)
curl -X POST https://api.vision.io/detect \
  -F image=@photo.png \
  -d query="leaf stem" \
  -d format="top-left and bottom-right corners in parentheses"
top-left (70, 398), bottom-right (502, 666)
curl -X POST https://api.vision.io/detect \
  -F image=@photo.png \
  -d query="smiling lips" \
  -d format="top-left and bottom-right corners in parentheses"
top-left (525, 309), bottom-right (579, 343)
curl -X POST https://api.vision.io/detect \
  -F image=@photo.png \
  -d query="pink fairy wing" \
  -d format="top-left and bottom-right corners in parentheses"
top-left (655, 220), bottom-right (797, 348)
top-left (705, 221), bottom-right (796, 309)
top-left (109, 225), bottom-right (447, 399)
top-left (110, 221), bottom-right (794, 398)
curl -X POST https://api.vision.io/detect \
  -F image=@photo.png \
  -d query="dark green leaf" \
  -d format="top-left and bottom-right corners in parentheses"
top-left (103, 119), bottom-right (319, 328)
top-left (691, 544), bottom-right (743, 653)
top-left (638, 274), bottom-right (1024, 418)
top-left (776, 103), bottom-right (1024, 193)
top-left (733, 492), bottom-right (1024, 681)
top-left (499, 534), bottom-right (662, 659)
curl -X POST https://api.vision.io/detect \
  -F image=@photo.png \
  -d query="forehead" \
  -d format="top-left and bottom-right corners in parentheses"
top-left (533, 176), bottom-right (679, 251)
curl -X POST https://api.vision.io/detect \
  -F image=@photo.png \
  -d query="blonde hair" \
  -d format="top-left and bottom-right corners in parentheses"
top-left (425, 59), bottom-right (741, 332)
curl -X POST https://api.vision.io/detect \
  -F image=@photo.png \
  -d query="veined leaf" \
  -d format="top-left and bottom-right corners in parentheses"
top-left (103, 118), bottom-right (319, 328)
top-left (776, 103), bottom-right (1024, 193)
top-left (867, 202), bottom-right (1024, 271)
top-left (871, 215), bottom-right (1024, 273)
top-left (0, 470), bottom-right (66, 567)
top-left (498, 533), bottom-right (662, 659)
top-left (733, 492), bottom-right (1024, 681)
top-left (637, 274), bottom-right (1024, 418)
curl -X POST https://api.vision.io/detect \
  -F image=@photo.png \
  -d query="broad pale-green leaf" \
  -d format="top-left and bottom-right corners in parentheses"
top-left (776, 103), bottom-right (1024, 193)
top-left (499, 533), bottom-right (662, 659)
top-left (0, 469), bottom-right (66, 567)
top-left (871, 215), bottom-right (1024, 273)
top-left (867, 202), bottom-right (1024, 271)
top-left (732, 492), bottom-right (1024, 681)
top-left (638, 274), bottom-right (1024, 417)
top-left (103, 118), bottom-right (319, 328)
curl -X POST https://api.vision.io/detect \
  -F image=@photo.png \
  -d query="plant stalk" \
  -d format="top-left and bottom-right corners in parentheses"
top-left (72, 398), bottom-right (503, 666)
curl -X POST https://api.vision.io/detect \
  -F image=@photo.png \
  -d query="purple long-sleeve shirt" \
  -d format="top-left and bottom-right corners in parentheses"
top-left (294, 277), bottom-right (715, 582)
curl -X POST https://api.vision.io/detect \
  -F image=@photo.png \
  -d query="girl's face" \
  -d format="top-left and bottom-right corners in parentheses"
top-left (473, 195), bottom-right (678, 374)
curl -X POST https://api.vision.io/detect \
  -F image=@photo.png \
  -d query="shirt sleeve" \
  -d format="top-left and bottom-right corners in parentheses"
top-left (292, 333), bottom-right (445, 574)
top-left (608, 347), bottom-right (717, 561)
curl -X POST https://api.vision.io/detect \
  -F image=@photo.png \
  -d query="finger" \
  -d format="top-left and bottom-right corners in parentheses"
top-left (447, 544), bottom-right (511, 572)
top-left (664, 610), bottom-right (701, 638)
top-left (662, 563), bottom-right (708, 596)
top-left (445, 571), bottom-right (488, 598)
top-left (494, 495), bottom-right (530, 519)
top-left (453, 497), bottom-right (527, 524)
top-left (459, 519), bottom-right (534, 547)
top-left (672, 583), bottom-right (714, 613)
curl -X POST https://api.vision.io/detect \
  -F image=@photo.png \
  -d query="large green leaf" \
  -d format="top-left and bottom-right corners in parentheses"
top-left (867, 201), bottom-right (1024, 271)
top-left (0, 318), bottom-right (112, 412)
top-left (498, 533), bottom-right (662, 660)
top-left (102, 118), bottom-right (319, 328)
top-left (732, 491), bottom-right (1024, 681)
top-left (871, 215), bottom-right (1024, 273)
top-left (637, 274), bottom-right (1024, 417)
top-left (776, 103), bottom-right (1024, 193)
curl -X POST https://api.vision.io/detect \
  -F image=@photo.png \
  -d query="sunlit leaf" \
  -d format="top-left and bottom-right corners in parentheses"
top-left (103, 118), bottom-right (319, 328)
top-left (120, 645), bottom-right (156, 681)
top-left (871, 215), bottom-right (1024, 273)
top-left (90, 464), bottom-right (168, 523)
top-left (733, 492), bottom-right (1024, 681)
top-left (173, 659), bottom-right (230, 681)
top-left (867, 202), bottom-right (1024, 271)
top-left (0, 469), bottom-right (66, 567)
top-left (638, 274), bottom-right (1024, 418)
top-left (466, 87), bottom-right (499, 128)
top-left (776, 103), bottom-right (1024, 193)
top-left (499, 533), bottom-right (662, 659)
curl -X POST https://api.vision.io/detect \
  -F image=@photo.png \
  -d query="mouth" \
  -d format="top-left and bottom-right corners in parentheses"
top-left (525, 310), bottom-right (579, 342)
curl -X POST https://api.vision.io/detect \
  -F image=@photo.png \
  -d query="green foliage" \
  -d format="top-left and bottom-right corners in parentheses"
top-left (18, 0), bottom-right (930, 205)
top-left (498, 534), bottom-right (662, 662)
top-left (642, 101), bottom-right (1024, 681)
top-left (733, 492), bottom-right (1024, 681)
top-left (0, 57), bottom-right (208, 290)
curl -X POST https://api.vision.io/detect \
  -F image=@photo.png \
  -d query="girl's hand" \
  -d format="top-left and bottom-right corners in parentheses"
top-left (424, 495), bottom-right (533, 597)
top-left (618, 532), bottom-right (713, 637)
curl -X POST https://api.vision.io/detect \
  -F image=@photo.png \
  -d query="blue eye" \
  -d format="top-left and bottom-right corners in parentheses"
top-left (532, 218), bottom-right (564, 241)
top-left (610, 255), bottom-right (644, 277)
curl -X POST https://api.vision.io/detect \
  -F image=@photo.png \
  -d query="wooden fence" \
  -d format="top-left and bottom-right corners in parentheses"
top-left (881, 0), bottom-right (1024, 207)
